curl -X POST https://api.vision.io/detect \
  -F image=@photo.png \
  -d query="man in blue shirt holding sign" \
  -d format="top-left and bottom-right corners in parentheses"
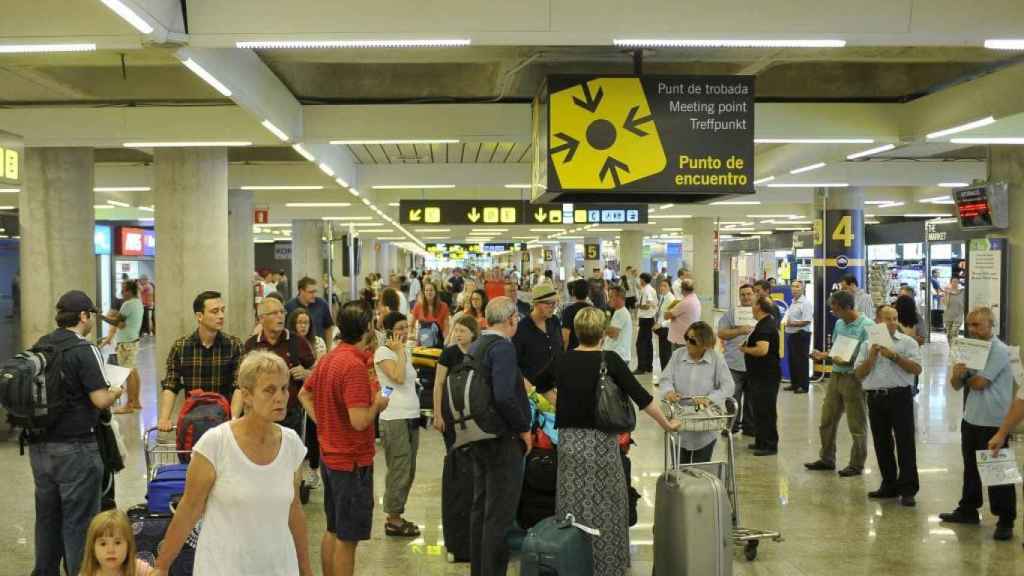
top-left (806, 290), bottom-right (873, 477)
top-left (939, 307), bottom-right (1016, 541)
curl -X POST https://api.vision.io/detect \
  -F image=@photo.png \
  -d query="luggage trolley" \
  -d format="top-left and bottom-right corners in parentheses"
top-left (661, 396), bottom-right (782, 561)
top-left (144, 426), bottom-right (191, 481)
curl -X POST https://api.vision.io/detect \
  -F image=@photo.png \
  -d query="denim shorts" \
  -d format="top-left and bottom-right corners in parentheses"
top-left (322, 464), bottom-right (374, 541)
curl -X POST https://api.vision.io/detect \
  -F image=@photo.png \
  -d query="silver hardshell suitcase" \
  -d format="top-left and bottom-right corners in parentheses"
top-left (653, 467), bottom-right (732, 576)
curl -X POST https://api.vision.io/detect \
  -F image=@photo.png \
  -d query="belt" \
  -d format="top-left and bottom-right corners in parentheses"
top-left (865, 387), bottom-right (910, 396)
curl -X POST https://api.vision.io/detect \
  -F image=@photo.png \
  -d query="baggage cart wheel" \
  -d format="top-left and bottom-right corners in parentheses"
top-left (744, 540), bottom-right (759, 561)
top-left (300, 481), bottom-right (311, 505)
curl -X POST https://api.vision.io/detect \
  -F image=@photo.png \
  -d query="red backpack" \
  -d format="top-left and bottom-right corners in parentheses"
top-left (176, 390), bottom-right (231, 460)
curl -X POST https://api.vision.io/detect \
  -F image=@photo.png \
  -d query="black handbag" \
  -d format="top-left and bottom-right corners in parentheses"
top-left (593, 352), bottom-right (636, 433)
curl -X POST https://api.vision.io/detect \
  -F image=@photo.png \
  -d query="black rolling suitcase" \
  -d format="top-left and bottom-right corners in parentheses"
top-left (517, 447), bottom-right (557, 530)
top-left (441, 446), bottom-right (474, 562)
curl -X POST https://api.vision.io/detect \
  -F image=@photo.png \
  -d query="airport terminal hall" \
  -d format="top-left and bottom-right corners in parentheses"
top-left (5, 2), bottom-right (1024, 576)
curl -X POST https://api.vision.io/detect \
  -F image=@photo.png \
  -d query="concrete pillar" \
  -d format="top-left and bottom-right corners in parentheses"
top-left (992, 147), bottom-right (1024, 346)
top-left (360, 238), bottom-right (378, 279)
top-left (560, 240), bottom-right (576, 281)
top-left (583, 237), bottom-right (601, 274)
top-left (154, 148), bottom-right (229, 379)
top-left (689, 218), bottom-right (716, 323)
top-left (291, 219), bottom-right (324, 287)
top-left (378, 241), bottom-right (391, 278)
top-left (620, 231), bottom-right (643, 273)
top-left (20, 148), bottom-right (95, 346)
top-left (227, 190), bottom-right (254, 337)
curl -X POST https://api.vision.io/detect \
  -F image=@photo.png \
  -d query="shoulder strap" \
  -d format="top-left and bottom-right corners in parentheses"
top-left (288, 331), bottom-right (300, 366)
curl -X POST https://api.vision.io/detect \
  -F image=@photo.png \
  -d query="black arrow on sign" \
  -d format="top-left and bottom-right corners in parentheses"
top-left (599, 156), bottom-right (629, 187)
top-left (550, 132), bottom-right (580, 163)
top-left (623, 106), bottom-right (654, 137)
top-left (572, 82), bottom-right (604, 113)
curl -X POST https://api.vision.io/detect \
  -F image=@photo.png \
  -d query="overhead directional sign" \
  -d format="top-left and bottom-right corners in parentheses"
top-left (426, 242), bottom-right (527, 258)
top-left (0, 130), bottom-right (23, 185)
top-left (535, 75), bottom-right (754, 200)
top-left (400, 200), bottom-right (646, 225)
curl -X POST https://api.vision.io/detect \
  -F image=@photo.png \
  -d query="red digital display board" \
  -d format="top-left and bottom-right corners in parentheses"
top-left (954, 187), bottom-right (994, 229)
top-left (119, 227), bottom-right (145, 256)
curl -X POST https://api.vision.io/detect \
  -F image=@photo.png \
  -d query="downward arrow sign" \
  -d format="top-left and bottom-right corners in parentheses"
top-left (409, 209), bottom-right (422, 222)
top-left (573, 81), bottom-right (604, 113)
top-left (534, 208), bottom-right (547, 223)
top-left (467, 207), bottom-right (481, 223)
top-left (599, 157), bottom-right (629, 188)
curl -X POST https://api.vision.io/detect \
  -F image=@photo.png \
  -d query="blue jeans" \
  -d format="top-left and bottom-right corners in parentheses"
top-left (30, 440), bottom-right (104, 576)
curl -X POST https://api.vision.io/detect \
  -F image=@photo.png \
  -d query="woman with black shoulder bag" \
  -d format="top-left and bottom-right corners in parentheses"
top-left (553, 306), bottom-right (681, 575)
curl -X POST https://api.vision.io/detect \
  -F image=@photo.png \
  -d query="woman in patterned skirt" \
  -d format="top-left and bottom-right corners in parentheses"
top-left (552, 307), bottom-right (681, 575)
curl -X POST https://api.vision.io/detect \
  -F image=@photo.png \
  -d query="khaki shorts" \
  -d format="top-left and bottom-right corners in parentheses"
top-left (116, 341), bottom-right (139, 369)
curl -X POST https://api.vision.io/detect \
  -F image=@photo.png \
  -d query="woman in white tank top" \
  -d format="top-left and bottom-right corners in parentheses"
top-left (152, 351), bottom-right (312, 576)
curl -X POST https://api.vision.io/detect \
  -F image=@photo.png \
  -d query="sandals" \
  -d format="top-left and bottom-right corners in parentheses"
top-left (385, 519), bottom-right (421, 537)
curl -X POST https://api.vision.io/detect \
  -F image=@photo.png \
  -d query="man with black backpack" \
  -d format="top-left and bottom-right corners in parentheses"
top-left (18, 291), bottom-right (122, 576)
top-left (460, 296), bottom-right (532, 576)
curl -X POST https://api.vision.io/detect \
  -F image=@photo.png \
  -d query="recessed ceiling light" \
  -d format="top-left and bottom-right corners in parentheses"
top-left (106, 200), bottom-right (132, 208)
top-left (285, 202), bottom-right (352, 208)
top-left (937, 182), bottom-right (969, 188)
top-left (613, 39), bottom-right (845, 48)
top-left (181, 58), bottom-right (233, 97)
top-left (926, 116), bottom-right (996, 140)
top-left (504, 184), bottom-right (532, 189)
top-left (371, 184), bottom-right (455, 190)
top-left (0, 43), bottom-right (96, 54)
top-left (755, 138), bottom-right (873, 144)
top-left (949, 137), bottom-right (1024, 145)
top-left (94, 186), bottom-right (151, 192)
top-left (0, 188), bottom-right (19, 193)
top-left (753, 176), bottom-right (775, 185)
top-left (99, 0), bottom-right (154, 33)
top-left (261, 119), bottom-right (290, 142)
top-left (984, 39), bottom-right (1024, 50)
top-left (709, 200), bottom-right (761, 205)
top-left (789, 162), bottom-right (826, 175)
top-left (846, 143), bottom-right (897, 160)
top-left (123, 141), bottom-right (252, 148)
top-left (388, 202), bottom-right (400, 207)
top-left (919, 195), bottom-right (952, 203)
top-left (292, 144), bottom-right (315, 162)
top-left (240, 185), bottom-right (324, 191)
top-left (238, 39), bottom-right (471, 49)
top-left (864, 200), bottom-right (896, 205)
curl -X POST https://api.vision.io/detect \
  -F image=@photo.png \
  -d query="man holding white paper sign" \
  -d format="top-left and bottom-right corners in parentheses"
top-left (854, 306), bottom-right (921, 507)
top-left (783, 280), bottom-right (813, 394)
top-left (939, 307), bottom-right (1017, 541)
top-left (806, 291), bottom-right (872, 477)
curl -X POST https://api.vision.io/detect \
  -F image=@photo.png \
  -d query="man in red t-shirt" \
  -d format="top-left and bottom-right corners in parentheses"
top-left (299, 301), bottom-right (389, 576)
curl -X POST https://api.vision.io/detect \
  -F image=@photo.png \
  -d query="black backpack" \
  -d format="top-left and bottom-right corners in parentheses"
top-left (445, 334), bottom-right (507, 449)
top-left (0, 335), bottom-right (89, 444)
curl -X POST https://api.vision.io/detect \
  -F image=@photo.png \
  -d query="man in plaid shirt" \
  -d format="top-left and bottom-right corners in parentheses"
top-left (157, 291), bottom-right (245, 432)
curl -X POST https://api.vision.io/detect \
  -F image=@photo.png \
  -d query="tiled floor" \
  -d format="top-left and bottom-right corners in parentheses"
top-left (2, 332), bottom-right (1022, 575)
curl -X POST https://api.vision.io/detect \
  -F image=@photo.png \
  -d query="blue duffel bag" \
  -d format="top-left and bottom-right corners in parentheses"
top-left (147, 463), bottom-right (188, 514)
top-left (520, 514), bottom-right (595, 576)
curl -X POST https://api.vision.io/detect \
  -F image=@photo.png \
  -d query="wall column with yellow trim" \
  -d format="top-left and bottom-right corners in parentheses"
top-left (812, 187), bottom-right (865, 376)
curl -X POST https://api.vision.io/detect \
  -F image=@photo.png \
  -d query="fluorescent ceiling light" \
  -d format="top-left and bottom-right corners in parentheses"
top-left (949, 137), bottom-right (1024, 145)
top-left (261, 119), bottom-right (290, 142)
top-left (846, 143), bottom-right (896, 160)
top-left (937, 182), bottom-right (969, 188)
top-left (753, 176), bottom-right (775, 185)
top-left (0, 188), bottom-right (19, 193)
top-left (99, 0), bottom-right (154, 34)
top-left (377, 236), bottom-right (406, 240)
top-left (94, 205), bottom-right (115, 210)
top-left (138, 217), bottom-right (154, 222)
top-left (292, 144), bottom-right (315, 162)
top-left (106, 200), bottom-right (132, 208)
top-left (318, 162), bottom-right (335, 177)
top-left (720, 221), bottom-right (753, 225)
top-left (237, 39), bottom-right (471, 49)
top-left (422, 236), bottom-right (451, 240)
top-left (878, 202), bottom-right (905, 208)
top-left (361, 198), bottom-right (371, 206)
top-left (138, 205), bottom-right (155, 212)
top-left (319, 216), bottom-right (374, 221)
top-left (332, 139), bottom-right (460, 146)
top-left (473, 228), bottom-right (508, 232)
top-left (504, 184), bottom-right (532, 189)
top-left (349, 188), bottom-right (360, 197)
top-left (864, 200), bottom-right (896, 205)
top-left (371, 184), bottom-right (455, 190)
top-left (335, 177), bottom-right (350, 188)
top-left (663, 227), bottom-right (683, 232)
top-left (360, 229), bottom-right (394, 233)
top-left (414, 228), bottom-right (450, 232)
top-left (746, 214), bottom-right (799, 218)
top-left (387, 202), bottom-right (400, 207)
top-left (723, 227), bottom-right (755, 231)
top-left (864, 220), bottom-right (880, 225)
top-left (710, 200), bottom-right (761, 205)
top-left (0, 43), bottom-right (96, 54)
top-left (591, 228), bottom-right (623, 232)
top-left (776, 227), bottom-right (811, 231)
top-left (919, 195), bottom-right (952, 203)
top-left (755, 138), bottom-right (872, 144)
top-left (904, 213), bottom-right (952, 218)
top-left (123, 141), bottom-right (251, 148)
top-left (254, 223), bottom-right (292, 228)
top-left (655, 214), bottom-right (693, 219)
top-left (764, 183), bottom-right (849, 188)
top-left (931, 199), bottom-right (955, 205)
top-left (984, 39), bottom-right (1024, 50)
top-left (613, 39), bottom-right (845, 48)
top-left (286, 202), bottom-right (351, 208)
top-left (740, 231), bottom-right (773, 235)
top-left (530, 228), bottom-right (565, 232)
top-left (926, 116), bottom-right (995, 140)
top-left (240, 185), bottom-right (323, 191)
top-left (94, 186), bottom-right (151, 192)
top-left (254, 239), bottom-right (275, 244)
top-left (789, 162), bottom-right (826, 175)
top-left (659, 203), bottom-right (674, 210)
top-left (181, 58), bottom-right (232, 97)
top-left (0, 206), bottom-right (15, 211)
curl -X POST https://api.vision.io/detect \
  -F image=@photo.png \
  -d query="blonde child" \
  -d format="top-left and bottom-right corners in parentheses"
top-left (80, 510), bottom-right (153, 576)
